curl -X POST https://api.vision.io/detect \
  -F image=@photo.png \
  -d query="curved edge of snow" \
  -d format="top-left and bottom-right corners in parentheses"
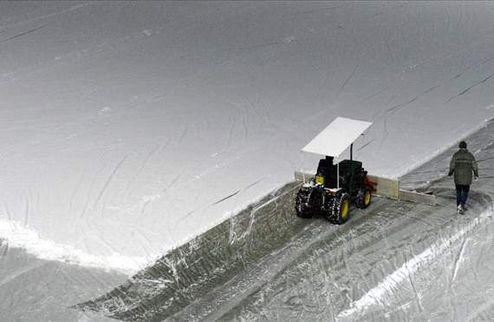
top-left (0, 219), bottom-right (146, 276)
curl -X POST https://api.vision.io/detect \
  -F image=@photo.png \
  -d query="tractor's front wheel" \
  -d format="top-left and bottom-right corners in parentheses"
top-left (330, 193), bottom-right (351, 224)
top-left (295, 188), bottom-right (313, 218)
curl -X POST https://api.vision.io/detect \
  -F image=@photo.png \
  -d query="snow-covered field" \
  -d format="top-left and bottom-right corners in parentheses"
top-left (1, 1), bottom-right (493, 274)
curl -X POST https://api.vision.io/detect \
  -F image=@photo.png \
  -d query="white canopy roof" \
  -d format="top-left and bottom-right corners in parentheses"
top-left (302, 117), bottom-right (372, 160)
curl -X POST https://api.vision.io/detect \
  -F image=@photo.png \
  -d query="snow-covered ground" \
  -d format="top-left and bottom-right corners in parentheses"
top-left (1, 1), bottom-right (494, 274)
top-left (75, 120), bottom-right (494, 321)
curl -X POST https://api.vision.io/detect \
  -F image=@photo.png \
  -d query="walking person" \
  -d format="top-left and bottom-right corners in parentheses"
top-left (448, 141), bottom-right (478, 214)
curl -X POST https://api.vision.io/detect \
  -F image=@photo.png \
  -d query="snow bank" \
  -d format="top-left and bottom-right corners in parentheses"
top-left (0, 1), bottom-right (493, 271)
top-left (0, 219), bottom-right (145, 275)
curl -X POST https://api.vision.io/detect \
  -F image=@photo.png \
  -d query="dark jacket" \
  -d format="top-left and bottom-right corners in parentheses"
top-left (448, 148), bottom-right (478, 185)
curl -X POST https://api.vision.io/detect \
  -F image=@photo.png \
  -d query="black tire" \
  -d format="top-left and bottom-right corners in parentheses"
top-left (322, 194), bottom-right (335, 221)
top-left (329, 193), bottom-right (351, 225)
top-left (295, 188), bottom-right (313, 218)
top-left (356, 188), bottom-right (372, 209)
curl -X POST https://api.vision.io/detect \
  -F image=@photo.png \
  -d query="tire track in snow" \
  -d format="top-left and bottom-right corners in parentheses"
top-left (0, 25), bottom-right (45, 43)
top-left (175, 177), bottom-right (266, 228)
top-left (465, 298), bottom-right (494, 321)
top-left (385, 95), bottom-right (419, 114)
top-left (447, 74), bottom-right (494, 103)
top-left (124, 142), bottom-right (167, 196)
top-left (451, 55), bottom-right (494, 80)
top-left (69, 171), bottom-right (87, 214)
top-left (0, 240), bottom-right (8, 257)
top-left (356, 138), bottom-right (375, 152)
top-left (178, 126), bottom-right (188, 144)
top-left (3, 201), bottom-right (13, 221)
top-left (337, 64), bottom-right (358, 97)
top-left (23, 189), bottom-right (31, 227)
top-left (92, 155), bottom-right (129, 210)
top-left (0, 3), bottom-right (92, 30)
top-left (338, 206), bottom-right (494, 319)
top-left (212, 190), bottom-right (241, 206)
top-left (362, 87), bottom-right (389, 101)
top-left (422, 84), bottom-right (441, 94)
top-left (225, 115), bottom-right (236, 151)
top-left (211, 178), bottom-right (266, 207)
top-left (0, 260), bottom-right (47, 288)
top-left (283, 5), bottom-right (346, 18)
top-left (378, 93), bottom-right (419, 149)
top-left (406, 266), bottom-right (424, 314)
top-left (240, 103), bottom-right (249, 140)
top-left (450, 237), bottom-right (467, 284)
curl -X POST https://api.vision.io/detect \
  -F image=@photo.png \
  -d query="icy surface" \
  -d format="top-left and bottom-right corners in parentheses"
top-left (0, 1), bottom-right (494, 274)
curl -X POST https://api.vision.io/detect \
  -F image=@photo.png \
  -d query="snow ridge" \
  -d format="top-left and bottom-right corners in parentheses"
top-left (0, 219), bottom-right (145, 275)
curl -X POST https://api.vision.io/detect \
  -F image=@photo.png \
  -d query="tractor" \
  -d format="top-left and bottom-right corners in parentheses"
top-left (295, 117), bottom-right (375, 224)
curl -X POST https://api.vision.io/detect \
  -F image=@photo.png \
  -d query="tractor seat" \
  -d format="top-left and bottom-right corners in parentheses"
top-left (316, 158), bottom-right (338, 188)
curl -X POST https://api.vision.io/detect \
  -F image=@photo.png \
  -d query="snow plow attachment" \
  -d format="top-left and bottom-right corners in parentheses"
top-left (295, 171), bottom-right (436, 206)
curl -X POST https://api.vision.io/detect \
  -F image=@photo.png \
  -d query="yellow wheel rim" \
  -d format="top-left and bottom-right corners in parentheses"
top-left (341, 199), bottom-right (350, 220)
top-left (364, 191), bottom-right (371, 206)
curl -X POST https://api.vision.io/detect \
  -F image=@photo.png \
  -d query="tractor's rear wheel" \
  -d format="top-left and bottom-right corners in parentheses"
top-left (330, 193), bottom-right (351, 224)
top-left (356, 188), bottom-right (372, 209)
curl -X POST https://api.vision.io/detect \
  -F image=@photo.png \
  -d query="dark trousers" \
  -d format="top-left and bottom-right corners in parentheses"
top-left (455, 184), bottom-right (470, 207)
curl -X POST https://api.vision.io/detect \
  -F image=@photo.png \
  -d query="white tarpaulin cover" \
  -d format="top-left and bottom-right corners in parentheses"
top-left (302, 117), bottom-right (373, 160)
top-left (2, 2), bottom-right (494, 321)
